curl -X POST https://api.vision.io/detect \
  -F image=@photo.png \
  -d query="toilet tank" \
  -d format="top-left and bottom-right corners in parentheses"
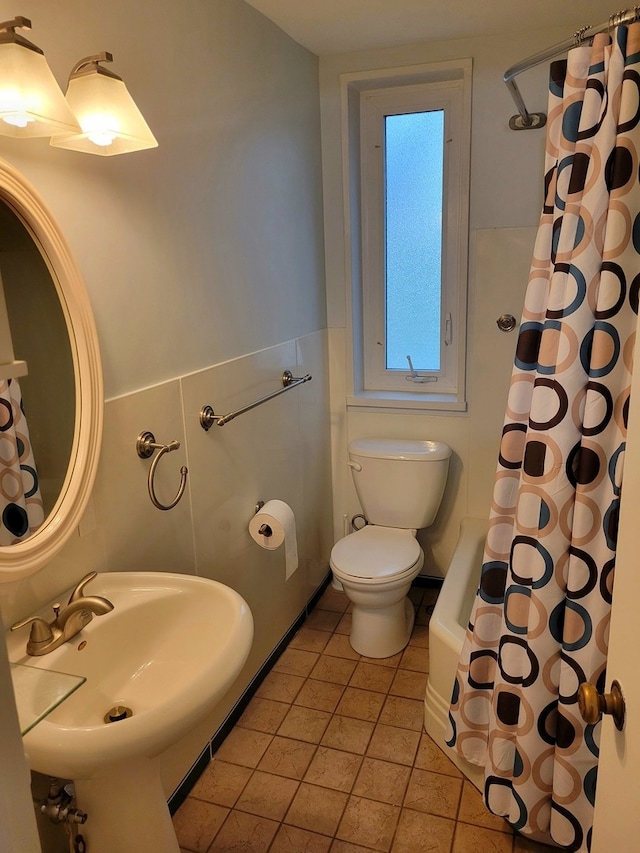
top-left (348, 438), bottom-right (451, 529)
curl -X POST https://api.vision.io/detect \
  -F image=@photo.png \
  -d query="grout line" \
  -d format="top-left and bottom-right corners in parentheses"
top-left (175, 586), bottom-right (552, 853)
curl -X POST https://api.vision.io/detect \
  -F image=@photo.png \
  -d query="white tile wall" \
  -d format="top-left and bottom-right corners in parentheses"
top-left (1, 330), bottom-right (332, 797)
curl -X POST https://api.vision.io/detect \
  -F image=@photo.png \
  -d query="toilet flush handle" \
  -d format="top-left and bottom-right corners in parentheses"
top-left (347, 461), bottom-right (362, 472)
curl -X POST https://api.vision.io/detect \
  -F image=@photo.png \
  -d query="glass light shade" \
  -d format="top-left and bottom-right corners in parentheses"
top-left (51, 72), bottom-right (157, 156)
top-left (0, 42), bottom-right (80, 137)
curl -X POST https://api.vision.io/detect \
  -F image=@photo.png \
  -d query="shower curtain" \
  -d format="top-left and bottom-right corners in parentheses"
top-left (448, 25), bottom-right (640, 852)
top-left (0, 377), bottom-right (43, 544)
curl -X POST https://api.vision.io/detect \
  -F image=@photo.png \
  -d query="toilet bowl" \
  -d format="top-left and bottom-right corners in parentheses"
top-left (330, 438), bottom-right (451, 659)
top-left (330, 525), bottom-right (424, 658)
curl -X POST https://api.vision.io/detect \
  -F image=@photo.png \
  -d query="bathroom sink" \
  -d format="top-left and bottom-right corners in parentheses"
top-left (5, 571), bottom-right (253, 853)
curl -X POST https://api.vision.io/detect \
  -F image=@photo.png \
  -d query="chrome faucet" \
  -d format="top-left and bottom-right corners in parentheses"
top-left (11, 571), bottom-right (114, 656)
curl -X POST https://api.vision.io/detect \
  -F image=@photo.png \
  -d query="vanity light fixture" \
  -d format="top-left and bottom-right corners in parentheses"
top-left (0, 16), bottom-right (80, 138)
top-left (50, 52), bottom-right (158, 155)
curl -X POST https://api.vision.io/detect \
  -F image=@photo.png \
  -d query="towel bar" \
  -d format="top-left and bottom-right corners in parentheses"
top-left (199, 370), bottom-right (312, 429)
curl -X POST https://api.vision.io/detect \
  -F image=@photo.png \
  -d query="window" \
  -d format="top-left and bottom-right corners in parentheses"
top-left (345, 62), bottom-right (471, 410)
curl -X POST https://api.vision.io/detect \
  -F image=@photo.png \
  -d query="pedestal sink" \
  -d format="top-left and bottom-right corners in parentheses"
top-left (5, 572), bottom-right (254, 853)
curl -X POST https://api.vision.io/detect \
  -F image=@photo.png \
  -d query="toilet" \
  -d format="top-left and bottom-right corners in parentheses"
top-left (330, 438), bottom-right (451, 659)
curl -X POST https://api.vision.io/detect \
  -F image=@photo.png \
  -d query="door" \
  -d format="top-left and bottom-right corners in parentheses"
top-left (591, 336), bottom-right (640, 847)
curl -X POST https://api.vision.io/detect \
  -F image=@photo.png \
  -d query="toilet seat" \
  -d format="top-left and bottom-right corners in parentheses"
top-left (330, 526), bottom-right (422, 582)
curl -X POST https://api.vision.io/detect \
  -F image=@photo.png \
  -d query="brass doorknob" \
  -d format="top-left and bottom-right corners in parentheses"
top-left (578, 680), bottom-right (625, 731)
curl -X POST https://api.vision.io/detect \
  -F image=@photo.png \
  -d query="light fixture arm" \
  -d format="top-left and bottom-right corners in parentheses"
top-left (69, 52), bottom-right (122, 81)
top-left (0, 15), bottom-right (42, 53)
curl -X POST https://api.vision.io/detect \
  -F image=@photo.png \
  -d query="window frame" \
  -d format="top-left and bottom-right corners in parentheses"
top-left (342, 60), bottom-right (472, 412)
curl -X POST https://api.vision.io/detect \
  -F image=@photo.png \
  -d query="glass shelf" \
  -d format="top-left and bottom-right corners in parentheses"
top-left (10, 663), bottom-right (85, 735)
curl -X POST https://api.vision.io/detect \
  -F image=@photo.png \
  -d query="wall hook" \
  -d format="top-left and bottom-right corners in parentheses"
top-left (136, 431), bottom-right (188, 511)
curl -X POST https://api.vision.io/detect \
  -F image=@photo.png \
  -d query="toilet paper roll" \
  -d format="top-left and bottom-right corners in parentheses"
top-left (249, 500), bottom-right (298, 580)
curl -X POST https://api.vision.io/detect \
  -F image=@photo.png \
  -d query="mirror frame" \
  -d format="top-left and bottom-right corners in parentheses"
top-left (0, 157), bottom-right (103, 581)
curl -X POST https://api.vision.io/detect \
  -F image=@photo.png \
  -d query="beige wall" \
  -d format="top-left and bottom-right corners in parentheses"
top-left (0, 2), bottom-right (617, 850)
top-left (0, 2), bottom-right (330, 847)
top-left (0, 0), bottom-right (327, 398)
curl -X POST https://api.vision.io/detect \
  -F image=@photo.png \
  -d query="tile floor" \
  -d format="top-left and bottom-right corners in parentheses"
top-left (173, 584), bottom-right (558, 853)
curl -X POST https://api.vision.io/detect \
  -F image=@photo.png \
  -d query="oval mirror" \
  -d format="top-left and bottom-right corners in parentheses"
top-left (0, 157), bottom-right (103, 581)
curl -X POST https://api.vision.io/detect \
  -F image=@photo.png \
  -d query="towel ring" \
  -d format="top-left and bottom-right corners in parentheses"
top-left (136, 431), bottom-right (188, 511)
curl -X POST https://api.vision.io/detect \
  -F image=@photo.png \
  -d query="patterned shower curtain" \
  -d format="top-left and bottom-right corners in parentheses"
top-left (0, 377), bottom-right (43, 544)
top-left (448, 25), bottom-right (640, 852)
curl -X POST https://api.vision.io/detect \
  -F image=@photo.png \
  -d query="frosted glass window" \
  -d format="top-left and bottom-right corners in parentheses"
top-left (385, 111), bottom-right (444, 371)
top-left (354, 66), bottom-right (471, 406)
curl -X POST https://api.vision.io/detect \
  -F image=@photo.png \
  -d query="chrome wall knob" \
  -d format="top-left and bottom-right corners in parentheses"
top-left (496, 313), bottom-right (517, 332)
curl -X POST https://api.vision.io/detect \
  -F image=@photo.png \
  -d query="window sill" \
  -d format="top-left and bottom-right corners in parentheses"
top-left (347, 391), bottom-right (467, 414)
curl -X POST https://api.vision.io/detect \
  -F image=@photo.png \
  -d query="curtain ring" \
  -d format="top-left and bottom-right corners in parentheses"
top-left (573, 25), bottom-right (591, 46)
top-left (136, 431), bottom-right (188, 511)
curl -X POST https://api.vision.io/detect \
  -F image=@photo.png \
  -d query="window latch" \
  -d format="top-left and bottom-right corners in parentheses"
top-left (406, 355), bottom-right (437, 384)
top-left (444, 313), bottom-right (452, 346)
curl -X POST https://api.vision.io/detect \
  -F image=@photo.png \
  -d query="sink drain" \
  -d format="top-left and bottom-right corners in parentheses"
top-left (104, 705), bottom-right (133, 724)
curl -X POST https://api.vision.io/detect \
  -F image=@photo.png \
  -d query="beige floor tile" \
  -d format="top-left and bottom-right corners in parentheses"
top-left (335, 686), bottom-right (386, 722)
top-left (291, 626), bottom-right (334, 653)
top-left (214, 728), bottom-right (273, 769)
top-left (173, 798), bottom-right (228, 852)
top-left (304, 745), bottom-right (363, 792)
top-left (273, 647), bottom-right (321, 677)
top-left (209, 810), bottom-right (278, 851)
top-left (306, 608), bottom-right (343, 633)
top-left (237, 697), bottom-right (290, 734)
top-left (415, 606), bottom-right (432, 627)
top-left (335, 612), bottom-right (352, 635)
top-left (257, 735), bottom-right (316, 780)
top-left (391, 808), bottom-right (455, 853)
top-left (330, 840), bottom-right (374, 852)
top-left (362, 651), bottom-right (403, 668)
top-left (190, 760), bottom-right (252, 807)
top-left (318, 588), bottom-right (350, 613)
top-left (404, 769), bottom-right (463, 820)
top-left (352, 757), bottom-right (411, 806)
top-left (399, 645), bottom-right (430, 673)
top-left (379, 695), bottom-right (425, 731)
top-left (367, 724), bottom-right (421, 766)
top-left (255, 670), bottom-right (305, 702)
top-left (172, 581), bottom-right (545, 853)
top-left (321, 715), bottom-right (375, 754)
top-left (349, 662), bottom-right (396, 693)
top-left (389, 669), bottom-right (428, 701)
top-left (414, 735), bottom-right (462, 778)
top-left (407, 624), bottom-right (430, 649)
top-left (270, 823), bottom-right (333, 852)
top-left (295, 678), bottom-right (346, 713)
top-left (325, 633), bottom-right (362, 660)
top-left (452, 822), bottom-right (513, 853)
top-left (457, 781), bottom-right (512, 833)
top-left (278, 704), bottom-right (332, 743)
top-left (513, 835), bottom-right (559, 851)
top-left (234, 770), bottom-right (299, 821)
top-left (285, 782), bottom-right (349, 836)
top-left (311, 655), bottom-right (359, 685)
top-left (337, 795), bottom-right (400, 851)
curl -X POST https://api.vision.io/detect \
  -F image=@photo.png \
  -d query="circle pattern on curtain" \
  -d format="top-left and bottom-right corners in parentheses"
top-left (448, 24), bottom-right (640, 853)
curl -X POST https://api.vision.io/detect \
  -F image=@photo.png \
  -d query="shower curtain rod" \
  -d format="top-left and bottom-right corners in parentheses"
top-left (504, 6), bottom-right (640, 130)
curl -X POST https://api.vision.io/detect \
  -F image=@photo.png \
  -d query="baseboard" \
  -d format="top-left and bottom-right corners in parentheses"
top-left (168, 570), bottom-right (332, 814)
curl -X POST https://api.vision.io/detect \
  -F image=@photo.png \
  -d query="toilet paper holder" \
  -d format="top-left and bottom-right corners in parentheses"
top-left (254, 501), bottom-right (272, 536)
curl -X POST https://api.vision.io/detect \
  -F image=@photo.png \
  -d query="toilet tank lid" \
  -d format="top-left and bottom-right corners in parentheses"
top-left (349, 438), bottom-right (451, 461)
